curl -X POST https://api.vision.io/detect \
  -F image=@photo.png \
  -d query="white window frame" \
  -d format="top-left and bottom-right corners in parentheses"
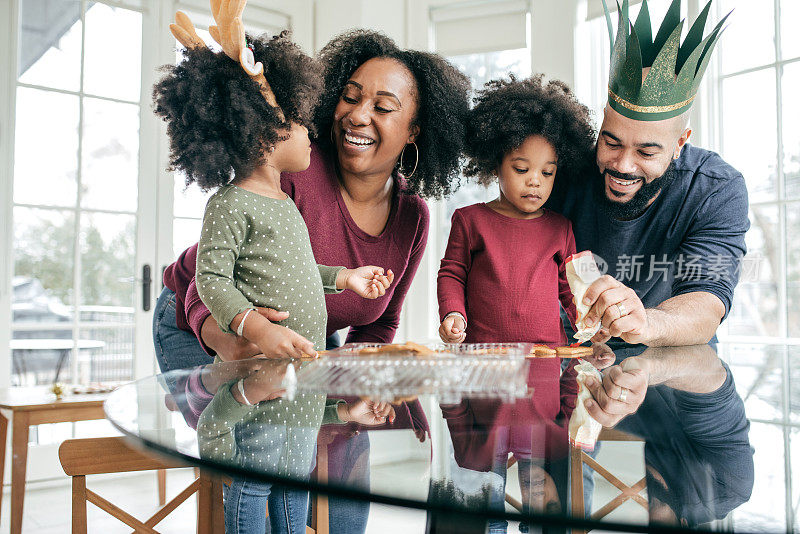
top-left (710, 0), bottom-right (800, 345)
top-left (0, 0), bottom-right (313, 389)
top-left (0, 0), bottom-right (310, 483)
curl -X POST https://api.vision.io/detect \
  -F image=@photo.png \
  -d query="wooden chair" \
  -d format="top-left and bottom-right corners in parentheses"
top-left (504, 455), bottom-right (524, 512)
top-left (59, 436), bottom-right (225, 533)
top-left (306, 431), bottom-right (334, 534)
top-left (570, 428), bottom-right (646, 534)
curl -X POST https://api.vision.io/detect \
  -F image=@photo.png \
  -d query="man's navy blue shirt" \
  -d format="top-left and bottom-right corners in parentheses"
top-left (547, 143), bottom-right (750, 322)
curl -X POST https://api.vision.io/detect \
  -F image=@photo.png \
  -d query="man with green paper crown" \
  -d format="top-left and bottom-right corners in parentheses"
top-left (547, 0), bottom-right (749, 419)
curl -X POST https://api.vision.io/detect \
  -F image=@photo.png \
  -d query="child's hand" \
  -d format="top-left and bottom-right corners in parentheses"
top-left (338, 267), bottom-right (394, 299)
top-left (233, 307), bottom-right (316, 358)
top-left (252, 321), bottom-right (316, 359)
top-left (439, 314), bottom-right (466, 343)
top-left (338, 399), bottom-right (396, 425)
top-left (200, 357), bottom-right (266, 394)
top-left (231, 360), bottom-right (299, 405)
top-left (202, 307), bottom-right (290, 362)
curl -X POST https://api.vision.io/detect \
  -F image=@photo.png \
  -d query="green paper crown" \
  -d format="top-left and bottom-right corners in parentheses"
top-left (602, 0), bottom-right (730, 121)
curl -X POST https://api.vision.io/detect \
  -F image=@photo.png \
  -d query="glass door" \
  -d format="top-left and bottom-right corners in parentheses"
top-left (12, 0), bottom-right (146, 389)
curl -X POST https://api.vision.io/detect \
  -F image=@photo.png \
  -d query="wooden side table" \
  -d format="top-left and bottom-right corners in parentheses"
top-left (0, 386), bottom-right (110, 534)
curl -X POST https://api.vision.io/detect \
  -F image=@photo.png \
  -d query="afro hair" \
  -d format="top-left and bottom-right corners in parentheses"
top-left (464, 74), bottom-right (596, 186)
top-left (314, 30), bottom-right (471, 199)
top-left (152, 30), bottom-right (322, 191)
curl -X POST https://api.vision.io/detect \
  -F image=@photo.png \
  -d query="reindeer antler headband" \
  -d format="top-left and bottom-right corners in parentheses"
top-left (170, 0), bottom-right (285, 122)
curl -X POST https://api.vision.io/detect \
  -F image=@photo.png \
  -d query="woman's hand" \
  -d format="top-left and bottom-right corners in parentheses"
top-left (201, 307), bottom-right (290, 361)
top-left (338, 399), bottom-right (396, 425)
top-left (338, 267), bottom-right (394, 299)
top-left (438, 314), bottom-right (466, 343)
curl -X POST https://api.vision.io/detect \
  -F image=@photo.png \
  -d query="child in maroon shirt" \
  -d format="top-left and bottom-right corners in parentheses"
top-left (436, 75), bottom-right (596, 531)
top-left (438, 74), bottom-right (596, 347)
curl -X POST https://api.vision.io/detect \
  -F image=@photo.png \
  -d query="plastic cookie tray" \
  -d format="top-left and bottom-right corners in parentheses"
top-left (294, 342), bottom-right (532, 403)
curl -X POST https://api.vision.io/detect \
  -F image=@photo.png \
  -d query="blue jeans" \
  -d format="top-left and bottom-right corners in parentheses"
top-left (224, 477), bottom-right (309, 534)
top-left (152, 287), bottom-right (213, 374)
top-left (152, 287), bottom-right (213, 418)
top-left (488, 457), bottom-right (532, 534)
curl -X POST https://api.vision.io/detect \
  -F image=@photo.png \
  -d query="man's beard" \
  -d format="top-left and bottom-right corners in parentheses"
top-left (594, 160), bottom-right (677, 220)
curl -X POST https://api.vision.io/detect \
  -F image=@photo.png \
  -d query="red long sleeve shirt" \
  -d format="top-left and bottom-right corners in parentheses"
top-left (437, 203), bottom-right (577, 345)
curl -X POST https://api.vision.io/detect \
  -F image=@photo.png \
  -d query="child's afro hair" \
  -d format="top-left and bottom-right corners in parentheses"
top-left (313, 30), bottom-right (472, 199)
top-left (153, 30), bottom-right (322, 191)
top-left (464, 74), bottom-right (596, 186)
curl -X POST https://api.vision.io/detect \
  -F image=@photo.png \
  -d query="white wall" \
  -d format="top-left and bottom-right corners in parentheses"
top-left (313, 0), bottom-right (408, 51)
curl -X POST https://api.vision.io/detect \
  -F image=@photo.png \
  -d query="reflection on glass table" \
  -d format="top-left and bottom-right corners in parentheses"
top-left (104, 343), bottom-right (764, 533)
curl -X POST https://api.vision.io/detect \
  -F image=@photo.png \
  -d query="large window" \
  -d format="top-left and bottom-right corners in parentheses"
top-left (716, 0), bottom-right (800, 342)
top-left (441, 47), bottom-right (532, 247)
top-left (2, 0), bottom-right (307, 482)
top-left (711, 5), bottom-right (800, 526)
top-left (12, 0), bottom-right (143, 387)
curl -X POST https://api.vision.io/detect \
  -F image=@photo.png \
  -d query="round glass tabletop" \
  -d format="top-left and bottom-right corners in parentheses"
top-left (104, 342), bottom-right (767, 533)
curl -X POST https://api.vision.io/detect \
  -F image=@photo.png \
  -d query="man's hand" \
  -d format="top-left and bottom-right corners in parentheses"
top-left (439, 314), bottom-right (466, 343)
top-left (338, 267), bottom-right (394, 299)
top-left (580, 343), bottom-right (616, 370)
top-left (338, 399), bottom-right (396, 426)
top-left (201, 307), bottom-right (290, 361)
top-left (583, 358), bottom-right (649, 427)
top-left (582, 275), bottom-right (649, 344)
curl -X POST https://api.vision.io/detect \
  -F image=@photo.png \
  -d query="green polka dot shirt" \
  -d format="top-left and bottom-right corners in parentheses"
top-left (196, 185), bottom-right (344, 350)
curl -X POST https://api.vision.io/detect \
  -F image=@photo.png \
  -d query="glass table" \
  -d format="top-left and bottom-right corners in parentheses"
top-left (103, 342), bottom-right (781, 533)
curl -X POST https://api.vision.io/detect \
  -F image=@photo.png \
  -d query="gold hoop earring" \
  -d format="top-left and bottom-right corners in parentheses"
top-left (399, 142), bottom-right (419, 178)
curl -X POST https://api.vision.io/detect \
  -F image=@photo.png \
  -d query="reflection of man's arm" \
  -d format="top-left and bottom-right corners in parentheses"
top-left (638, 348), bottom-right (753, 526)
top-left (584, 344), bottom-right (727, 427)
top-left (639, 344), bottom-right (727, 393)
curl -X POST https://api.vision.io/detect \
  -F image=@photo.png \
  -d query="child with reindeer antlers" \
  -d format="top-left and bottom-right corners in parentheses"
top-left (154, 2), bottom-right (395, 532)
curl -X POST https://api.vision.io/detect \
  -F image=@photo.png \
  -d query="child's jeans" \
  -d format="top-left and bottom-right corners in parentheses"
top-left (488, 456), bottom-right (532, 534)
top-left (224, 477), bottom-right (309, 534)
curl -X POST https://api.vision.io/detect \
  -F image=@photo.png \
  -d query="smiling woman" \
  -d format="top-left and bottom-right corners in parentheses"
top-left (314, 30), bottom-right (471, 200)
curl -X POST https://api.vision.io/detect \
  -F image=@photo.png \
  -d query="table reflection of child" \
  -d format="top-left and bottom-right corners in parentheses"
top-left (439, 359), bottom-right (577, 533)
top-left (193, 359), bottom-right (392, 534)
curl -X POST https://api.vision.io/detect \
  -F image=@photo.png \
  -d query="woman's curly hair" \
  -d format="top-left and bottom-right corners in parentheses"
top-left (314, 30), bottom-right (471, 199)
top-left (153, 31), bottom-right (322, 191)
top-left (464, 74), bottom-right (596, 186)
